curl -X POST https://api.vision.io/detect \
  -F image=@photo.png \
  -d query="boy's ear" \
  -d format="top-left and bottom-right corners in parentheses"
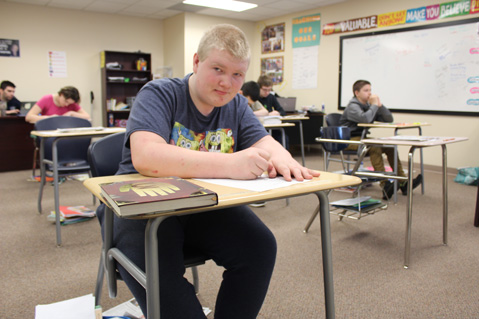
top-left (192, 53), bottom-right (200, 73)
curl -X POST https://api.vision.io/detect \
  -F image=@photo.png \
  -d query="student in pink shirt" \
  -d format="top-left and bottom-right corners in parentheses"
top-left (25, 86), bottom-right (91, 123)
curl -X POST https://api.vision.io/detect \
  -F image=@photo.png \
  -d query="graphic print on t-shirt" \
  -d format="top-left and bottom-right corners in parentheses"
top-left (170, 122), bottom-right (234, 153)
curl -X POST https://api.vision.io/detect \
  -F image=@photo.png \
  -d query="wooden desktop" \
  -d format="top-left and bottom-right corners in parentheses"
top-left (84, 172), bottom-right (362, 319)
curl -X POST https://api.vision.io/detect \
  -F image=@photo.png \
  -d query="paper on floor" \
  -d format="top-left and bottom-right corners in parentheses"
top-left (35, 293), bottom-right (95, 319)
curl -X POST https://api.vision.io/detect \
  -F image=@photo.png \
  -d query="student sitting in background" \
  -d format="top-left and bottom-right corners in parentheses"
top-left (257, 75), bottom-right (289, 149)
top-left (0, 80), bottom-right (21, 115)
top-left (240, 81), bottom-right (268, 117)
top-left (257, 75), bottom-right (285, 116)
top-left (25, 86), bottom-right (91, 123)
top-left (340, 79), bottom-right (422, 199)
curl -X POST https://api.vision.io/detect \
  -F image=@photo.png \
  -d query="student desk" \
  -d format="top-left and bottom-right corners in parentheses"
top-left (281, 115), bottom-right (309, 166)
top-left (263, 122), bottom-right (295, 149)
top-left (358, 122), bottom-right (431, 201)
top-left (263, 122), bottom-right (297, 207)
top-left (284, 111), bottom-right (324, 147)
top-left (84, 172), bottom-right (361, 319)
top-left (30, 127), bottom-right (126, 246)
top-left (355, 136), bottom-right (467, 268)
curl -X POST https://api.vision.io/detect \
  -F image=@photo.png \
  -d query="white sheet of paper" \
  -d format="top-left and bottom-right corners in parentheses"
top-left (35, 294), bottom-right (95, 319)
top-left (194, 175), bottom-right (312, 192)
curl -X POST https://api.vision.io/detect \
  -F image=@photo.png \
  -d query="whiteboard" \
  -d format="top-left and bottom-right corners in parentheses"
top-left (339, 18), bottom-right (479, 116)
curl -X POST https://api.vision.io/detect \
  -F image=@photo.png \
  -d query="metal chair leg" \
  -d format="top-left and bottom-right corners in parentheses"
top-left (303, 204), bottom-right (320, 233)
top-left (192, 266), bottom-right (200, 294)
top-left (94, 250), bottom-right (105, 307)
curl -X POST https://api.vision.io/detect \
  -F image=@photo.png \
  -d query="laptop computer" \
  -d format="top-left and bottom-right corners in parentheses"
top-left (277, 97), bottom-right (297, 112)
top-left (19, 101), bottom-right (36, 116)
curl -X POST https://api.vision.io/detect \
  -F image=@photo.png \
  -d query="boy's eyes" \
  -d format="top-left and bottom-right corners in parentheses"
top-left (213, 68), bottom-right (243, 78)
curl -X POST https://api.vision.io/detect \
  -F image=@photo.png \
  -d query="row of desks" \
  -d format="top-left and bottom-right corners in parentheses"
top-left (28, 120), bottom-right (468, 318)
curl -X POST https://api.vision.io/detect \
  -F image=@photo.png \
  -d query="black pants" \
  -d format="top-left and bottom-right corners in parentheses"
top-left (97, 204), bottom-right (277, 318)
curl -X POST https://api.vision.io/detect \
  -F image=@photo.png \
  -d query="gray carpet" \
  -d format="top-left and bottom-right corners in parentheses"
top-left (1, 148), bottom-right (478, 318)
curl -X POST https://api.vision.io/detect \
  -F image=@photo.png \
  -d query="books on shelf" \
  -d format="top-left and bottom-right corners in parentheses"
top-left (100, 177), bottom-right (218, 217)
top-left (47, 205), bottom-right (96, 225)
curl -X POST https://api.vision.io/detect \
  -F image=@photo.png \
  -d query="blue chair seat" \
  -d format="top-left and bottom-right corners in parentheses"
top-left (34, 116), bottom-right (93, 213)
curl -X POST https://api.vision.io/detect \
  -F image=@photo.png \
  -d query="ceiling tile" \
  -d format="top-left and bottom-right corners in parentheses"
top-left (263, 0), bottom-right (307, 11)
top-left (120, 4), bottom-right (162, 14)
top-left (47, 0), bottom-right (94, 10)
top-left (146, 8), bottom-right (183, 19)
top-left (137, 0), bottom-right (179, 9)
top-left (4, 0), bottom-right (349, 20)
top-left (84, 0), bottom-right (130, 13)
top-left (5, 0), bottom-right (50, 5)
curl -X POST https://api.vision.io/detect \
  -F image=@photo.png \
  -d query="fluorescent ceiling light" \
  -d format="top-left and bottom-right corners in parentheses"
top-left (183, 0), bottom-right (257, 12)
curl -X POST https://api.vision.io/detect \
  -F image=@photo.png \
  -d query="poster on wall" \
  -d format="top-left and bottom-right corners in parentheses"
top-left (48, 51), bottom-right (67, 78)
top-left (261, 57), bottom-right (283, 84)
top-left (292, 14), bottom-right (321, 48)
top-left (0, 39), bottom-right (20, 57)
top-left (292, 14), bottom-right (321, 89)
top-left (261, 23), bottom-right (285, 54)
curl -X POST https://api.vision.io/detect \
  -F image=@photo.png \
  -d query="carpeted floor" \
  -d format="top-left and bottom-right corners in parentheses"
top-left (1, 147), bottom-right (478, 318)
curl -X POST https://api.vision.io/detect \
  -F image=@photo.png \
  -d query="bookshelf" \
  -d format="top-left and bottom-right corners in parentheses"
top-left (100, 50), bottom-right (152, 127)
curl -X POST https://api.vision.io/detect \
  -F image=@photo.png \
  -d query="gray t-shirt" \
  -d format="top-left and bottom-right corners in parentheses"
top-left (117, 74), bottom-right (269, 175)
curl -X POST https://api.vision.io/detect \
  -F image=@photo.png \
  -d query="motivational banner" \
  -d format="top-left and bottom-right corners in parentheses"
top-left (323, 0), bottom-right (478, 35)
top-left (292, 14), bottom-right (321, 48)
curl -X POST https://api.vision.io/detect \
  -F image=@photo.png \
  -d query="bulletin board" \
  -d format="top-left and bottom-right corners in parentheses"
top-left (261, 56), bottom-right (284, 84)
top-left (338, 17), bottom-right (479, 116)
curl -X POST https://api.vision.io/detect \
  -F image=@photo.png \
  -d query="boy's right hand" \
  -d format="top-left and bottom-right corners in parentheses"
top-left (229, 147), bottom-right (271, 180)
top-left (369, 94), bottom-right (382, 107)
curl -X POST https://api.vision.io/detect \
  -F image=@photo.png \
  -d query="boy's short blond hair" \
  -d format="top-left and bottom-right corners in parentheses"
top-left (197, 24), bottom-right (250, 62)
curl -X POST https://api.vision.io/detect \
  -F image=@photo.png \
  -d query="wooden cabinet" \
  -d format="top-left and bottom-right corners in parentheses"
top-left (0, 116), bottom-right (35, 172)
top-left (100, 51), bottom-right (151, 127)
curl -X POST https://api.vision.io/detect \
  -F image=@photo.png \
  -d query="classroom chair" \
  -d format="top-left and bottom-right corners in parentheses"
top-left (323, 113), bottom-right (358, 172)
top-left (323, 112), bottom-right (371, 173)
top-left (304, 126), bottom-right (388, 230)
top-left (87, 132), bottom-right (209, 308)
top-left (34, 116), bottom-right (93, 213)
top-left (324, 113), bottom-right (342, 127)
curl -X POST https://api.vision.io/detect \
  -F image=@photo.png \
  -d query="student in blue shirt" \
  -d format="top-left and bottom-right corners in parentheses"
top-left (98, 24), bottom-right (320, 319)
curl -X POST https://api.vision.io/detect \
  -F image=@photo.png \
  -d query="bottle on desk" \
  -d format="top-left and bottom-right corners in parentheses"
top-left (321, 102), bottom-right (325, 113)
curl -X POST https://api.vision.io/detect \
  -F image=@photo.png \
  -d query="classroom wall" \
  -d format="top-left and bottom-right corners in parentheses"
top-left (163, 13), bottom-right (186, 78)
top-left (0, 2), bottom-right (164, 126)
top-left (253, 0), bottom-right (479, 168)
top-left (1, 1), bottom-right (476, 169)
top-left (161, 13), bottom-right (256, 79)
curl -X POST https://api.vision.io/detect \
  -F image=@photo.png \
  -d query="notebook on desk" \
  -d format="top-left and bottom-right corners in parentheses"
top-left (277, 97), bottom-right (297, 112)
